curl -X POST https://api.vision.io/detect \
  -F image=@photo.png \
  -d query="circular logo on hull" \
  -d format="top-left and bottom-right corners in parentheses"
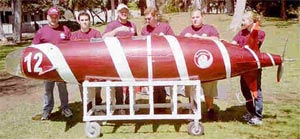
top-left (194, 49), bottom-right (213, 69)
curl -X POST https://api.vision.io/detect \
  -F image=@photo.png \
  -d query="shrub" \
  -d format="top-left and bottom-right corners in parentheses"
top-left (127, 1), bottom-right (139, 10)
top-left (163, 0), bottom-right (179, 13)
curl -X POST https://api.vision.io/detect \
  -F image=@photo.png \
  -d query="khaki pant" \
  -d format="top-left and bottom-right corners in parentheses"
top-left (185, 81), bottom-right (218, 98)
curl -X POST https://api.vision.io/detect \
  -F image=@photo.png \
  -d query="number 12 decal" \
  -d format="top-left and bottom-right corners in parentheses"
top-left (24, 52), bottom-right (43, 73)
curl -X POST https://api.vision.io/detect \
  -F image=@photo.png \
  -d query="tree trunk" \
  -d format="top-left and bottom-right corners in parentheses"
top-left (138, 0), bottom-right (146, 15)
top-left (110, 0), bottom-right (115, 20)
top-left (226, 0), bottom-right (234, 15)
top-left (190, 0), bottom-right (202, 11)
top-left (280, 0), bottom-right (287, 20)
top-left (12, 0), bottom-right (22, 43)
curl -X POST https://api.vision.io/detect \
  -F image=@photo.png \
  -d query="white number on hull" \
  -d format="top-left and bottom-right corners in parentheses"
top-left (33, 53), bottom-right (43, 72)
top-left (24, 52), bottom-right (43, 73)
top-left (24, 52), bottom-right (32, 72)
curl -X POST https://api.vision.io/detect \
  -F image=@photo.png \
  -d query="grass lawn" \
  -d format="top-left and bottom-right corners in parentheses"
top-left (0, 13), bottom-right (299, 139)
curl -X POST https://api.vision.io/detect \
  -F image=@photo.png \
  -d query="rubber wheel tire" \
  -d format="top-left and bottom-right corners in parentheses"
top-left (85, 122), bottom-right (100, 138)
top-left (187, 121), bottom-right (204, 136)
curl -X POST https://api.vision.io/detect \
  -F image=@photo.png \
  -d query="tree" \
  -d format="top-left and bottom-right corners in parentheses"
top-left (138, 0), bottom-right (146, 15)
top-left (247, 0), bottom-right (289, 20)
top-left (12, 0), bottom-right (22, 43)
top-left (60, 0), bottom-right (109, 24)
top-left (188, 0), bottom-right (201, 10)
top-left (110, 0), bottom-right (115, 20)
top-left (226, 0), bottom-right (234, 15)
top-left (281, 0), bottom-right (287, 20)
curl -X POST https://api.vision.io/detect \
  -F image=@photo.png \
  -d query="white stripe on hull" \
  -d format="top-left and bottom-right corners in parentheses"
top-left (244, 45), bottom-right (261, 69)
top-left (266, 53), bottom-right (275, 66)
top-left (211, 40), bottom-right (232, 78)
top-left (30, 44), bottom-right (79, 84)
top-left (164, 35), bottom-right (189, 80)
top-left (147, 36), bottom-right (153, 81)
top-left (103, 37), bottom-right (135, 81)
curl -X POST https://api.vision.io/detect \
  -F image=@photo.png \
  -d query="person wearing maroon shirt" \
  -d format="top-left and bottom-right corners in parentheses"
top-left (103, 4), bottom-right (137, 114)
top-left (70, 12), bottom-right (103, 106)
top-left (180, 9), bottom-right (219, 120)
top-left (71, 12), bottom-right (102, 40)
top-left (103, 4), bottom-right (137, 37)
top-left (32, 6), bottom-right (73, 120)
top-left (232, 11), bottom-right (265, 126)
top-left (141, 8), bottom-right (174, 36)
top-left (141, 7), bottom-right (175, 114)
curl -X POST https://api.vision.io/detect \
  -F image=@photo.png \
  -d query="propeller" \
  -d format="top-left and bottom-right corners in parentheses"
top-left (277, 38), bottom-right (288, 82)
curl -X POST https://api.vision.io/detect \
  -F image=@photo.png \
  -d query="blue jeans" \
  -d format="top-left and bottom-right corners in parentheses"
top-left (43, 81), bottom-right (69, 113)
top-left (255, 89), bottom-right (263, 118)
top-left (240, 69), bottom-right (263, 119)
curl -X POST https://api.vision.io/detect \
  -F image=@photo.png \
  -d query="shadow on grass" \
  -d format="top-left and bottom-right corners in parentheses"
top-left (36, 100), bottom-right (193, 133)
top-left (50, 102), bottom-right (84, 132)
top-left (100, 99), bottom-right (194, 133)
top-left (216, 105), bottom-right (277, 123)
top-left (216, 105), bottom-right (247, 122)
top-left (105, 119), bottom-right (187, 133)
top-left (31, 101), bottom-right (84, 132)
top-left (31, 100), bottom-right (277, 133)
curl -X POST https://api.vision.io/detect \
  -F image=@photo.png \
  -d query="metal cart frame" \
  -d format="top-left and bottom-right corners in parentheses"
top-left (82, 80), bottom-right (205, 138)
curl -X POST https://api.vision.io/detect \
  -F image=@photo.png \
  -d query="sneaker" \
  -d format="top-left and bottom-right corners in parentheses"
top-left (207, 109), bottom-right (216, 121)
top-left (247, 116), bottom-right (263, 126)
top-left (41, 111), bottom-right (51, 120)
top-left (61, 108), bottom-right (73, 117)
top-left (242, 113), bottom-right (253, 121)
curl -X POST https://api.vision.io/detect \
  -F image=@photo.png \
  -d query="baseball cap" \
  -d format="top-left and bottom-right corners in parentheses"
top-left (116, 4), bottom-right (129, 12)
top-left (47, 7), bottom-right (60, 16)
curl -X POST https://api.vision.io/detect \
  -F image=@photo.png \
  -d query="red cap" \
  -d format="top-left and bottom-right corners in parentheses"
top-left (47, 7), bottom-right (59, 16)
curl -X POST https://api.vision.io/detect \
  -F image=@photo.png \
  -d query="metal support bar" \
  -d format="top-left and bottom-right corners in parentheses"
top-left (82, 80), bottom-right (204, 135)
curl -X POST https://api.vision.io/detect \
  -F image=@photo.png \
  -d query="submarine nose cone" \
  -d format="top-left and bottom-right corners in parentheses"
top-left (5, 48), bottom-right (25, 78)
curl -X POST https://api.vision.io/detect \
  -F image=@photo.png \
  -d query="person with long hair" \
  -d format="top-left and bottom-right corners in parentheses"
top-left (232, 11), bottom-right (266, 125)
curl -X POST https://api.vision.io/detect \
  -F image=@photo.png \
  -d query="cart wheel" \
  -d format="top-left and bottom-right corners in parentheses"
top-left (187, 121), bottom-right (204, 136)
top-left (85, 122), bottom-right (100, 138)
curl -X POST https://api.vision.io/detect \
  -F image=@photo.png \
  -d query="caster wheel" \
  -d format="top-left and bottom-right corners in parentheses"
top-left (85, 122), bottom-right (100, 138)
top-left (187, 121), bottom-right (204, 136)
